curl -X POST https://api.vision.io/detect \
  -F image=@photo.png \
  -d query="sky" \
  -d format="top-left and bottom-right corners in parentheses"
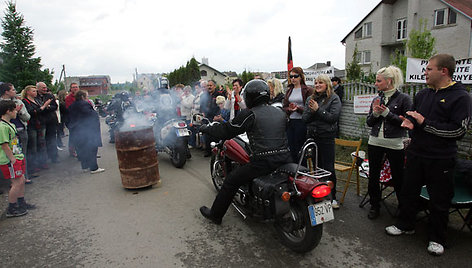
top-left (0, 0), bottom-right (380, 83)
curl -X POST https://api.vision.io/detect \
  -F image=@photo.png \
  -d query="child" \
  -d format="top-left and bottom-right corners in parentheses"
top-left (213, 96), bottom-right (230, 123)
top-left (0, 100), bottom-right (35, 217)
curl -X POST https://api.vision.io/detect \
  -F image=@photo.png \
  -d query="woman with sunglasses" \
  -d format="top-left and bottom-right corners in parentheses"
top-left (283, 67), bottom-right (313, 163)
top-left (302, 74), bottom-right (342, 208)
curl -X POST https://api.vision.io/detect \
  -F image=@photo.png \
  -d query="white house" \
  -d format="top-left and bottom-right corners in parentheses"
top-left (341, 0), bottom-right (472, 74)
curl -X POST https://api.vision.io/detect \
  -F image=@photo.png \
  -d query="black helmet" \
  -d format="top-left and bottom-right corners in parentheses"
top-left (243, 79), bottom-right (270, 108)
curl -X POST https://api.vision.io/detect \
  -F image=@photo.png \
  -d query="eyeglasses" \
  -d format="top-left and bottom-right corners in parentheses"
top-left (289, 74), bottom-right (300, 78)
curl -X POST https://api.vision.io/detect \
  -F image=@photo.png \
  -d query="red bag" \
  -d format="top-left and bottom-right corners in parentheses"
top-left (379, 159), bottom-right (392, 183)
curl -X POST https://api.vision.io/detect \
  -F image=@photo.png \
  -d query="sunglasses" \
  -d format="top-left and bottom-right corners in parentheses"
top-left (289, 74), bottom-right (300, 78)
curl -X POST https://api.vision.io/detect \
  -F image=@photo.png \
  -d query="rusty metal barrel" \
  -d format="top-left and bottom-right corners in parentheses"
top-left (115, 126), bottom-right (160, 189)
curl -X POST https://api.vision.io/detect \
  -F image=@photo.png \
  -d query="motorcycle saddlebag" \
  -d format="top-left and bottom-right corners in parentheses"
top-left (252, 174), bottom-right (290, 218)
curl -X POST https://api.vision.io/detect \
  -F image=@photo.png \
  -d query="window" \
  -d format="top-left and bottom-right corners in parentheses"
top-left (356, 51), bottom-right (362, 62)
top-left (435, 9), bottom-right (445, 26)
top-left (397, 19), bottom-right (407, 40)
top-left (448, 9), bottom-right (457, 24)
top-left (435, 8), bottom-right (457, 26)
top-left (200, 70), bottom-right (207, 76)
top-left (354, 28), bottom-right (363, 39)
top-left (363, 22), bottom-right (372, 37)
top-left (363, 51), bottom-right (371, 64)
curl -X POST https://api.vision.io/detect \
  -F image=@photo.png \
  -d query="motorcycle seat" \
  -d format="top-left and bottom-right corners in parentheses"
top-left (275, 163), bottom-right (308, 177)
top-left (233, 136), bottom-right (251, 154)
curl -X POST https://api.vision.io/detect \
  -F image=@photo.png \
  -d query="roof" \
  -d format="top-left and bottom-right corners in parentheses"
top-left (441, 0), bottom-right (472, 19)
top-left (341, 0), bottom-right (472, 44)
top-left (199, 63), bottom-right (228, 77)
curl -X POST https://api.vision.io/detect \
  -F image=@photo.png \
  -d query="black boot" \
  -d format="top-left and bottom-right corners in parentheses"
top-left (368, 207), bottom-right (380, 219)
top-left (199, 206), bottom-right (222, 225)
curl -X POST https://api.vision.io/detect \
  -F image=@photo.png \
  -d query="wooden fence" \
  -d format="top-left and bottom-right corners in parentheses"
top-left (338, 82), bottom-right (472, 158)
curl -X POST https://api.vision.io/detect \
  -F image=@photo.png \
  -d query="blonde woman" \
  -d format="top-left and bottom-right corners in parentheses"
top-left (366, 65), bottom-right (412, 219)
top-left (302, 74), bottom-right (342, 208)
top-left (268, 78), bottom-right (284, 108)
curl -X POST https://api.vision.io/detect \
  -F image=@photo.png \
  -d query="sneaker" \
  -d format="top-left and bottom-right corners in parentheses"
top-left (91, 168), bottom-right (105, 174)
top-left (332, 200), bottom-right (340, 209)
top-left (385, 225), bottom-right (415, 236)
top-left (427, 241), bottom-right (444, 256)
top-left (82, 168), bottom-right (89, 173)
top-left (6, 206), bottom-right (28, 218)
top-left (57, 146), bottom-right (64, 151)
top-left (19, 202), bottom-right (36, 210)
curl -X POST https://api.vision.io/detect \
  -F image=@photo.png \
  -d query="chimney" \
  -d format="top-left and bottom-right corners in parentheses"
top-left (202, 57), bottom-right (209, 65)
top-left (326, 61), bottom-right (331, 66)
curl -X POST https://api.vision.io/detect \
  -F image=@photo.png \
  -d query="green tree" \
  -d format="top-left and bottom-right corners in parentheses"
top-left (0, 1), bottom-right (53, 91)
top-left (391, 19), bottom-right (436, 77)
top-left (240, 69), bottom-right (254, 85)
top-left (346, 44), bottom-right (362, 81)
top-left (168, 57), bottom-right (201, 87)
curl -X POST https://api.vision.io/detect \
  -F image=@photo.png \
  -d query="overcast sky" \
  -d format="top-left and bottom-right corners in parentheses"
top-left (0, 0), bottom-right (379, 83)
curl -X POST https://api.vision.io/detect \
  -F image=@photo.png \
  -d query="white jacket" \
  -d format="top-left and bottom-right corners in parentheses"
top-left (224, 92), bottom-right (246, 120)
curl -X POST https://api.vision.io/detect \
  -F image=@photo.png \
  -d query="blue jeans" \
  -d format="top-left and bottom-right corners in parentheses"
top-left (287, 119), bottom-right (306, 163)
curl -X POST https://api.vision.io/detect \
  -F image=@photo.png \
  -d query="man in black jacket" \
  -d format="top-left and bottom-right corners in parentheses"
top-left (199, 80), bottom-right (292, 224)
top-left (36, 82), bottom-right (59, 163)
top-left (385, 54), bottom-right (472, 256)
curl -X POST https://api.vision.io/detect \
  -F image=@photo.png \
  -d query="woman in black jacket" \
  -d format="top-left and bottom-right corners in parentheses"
top-left (69, 90), bottom-right (104, 174)
top-left (366, 65), bottom-right (412, 219)
top-left (22, 85), bottom-right (51, 174)
top-left (302, 74), bottom-right (342, 208)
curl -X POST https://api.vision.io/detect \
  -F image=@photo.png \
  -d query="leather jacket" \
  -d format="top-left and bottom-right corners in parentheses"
top-left (366, 90), bottom-right (412, 138)
top-left (201, 104), bottom-right (289, 160)
top-left (302, 92), bottom-right (341, 139)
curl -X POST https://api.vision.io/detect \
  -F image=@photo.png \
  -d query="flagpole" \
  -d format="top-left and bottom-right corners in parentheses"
top-left (287, 36), bottom-right (293, 79)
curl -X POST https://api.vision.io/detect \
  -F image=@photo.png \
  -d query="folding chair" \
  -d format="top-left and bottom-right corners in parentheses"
top-left (420, 165), bottom-right (472, 231)
top-left (359, 156), bottom-right (397, 217)
top-left (335, 138), bottom-right (362, 204)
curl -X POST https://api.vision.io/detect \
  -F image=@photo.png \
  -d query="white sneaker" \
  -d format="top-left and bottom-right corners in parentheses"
top-left (57, 146), bottom-right (64, 151)
top-left (385, 225), bottom-right (415, 236)
top-left (427, 241), bottom-right (444, 256)
top-left (332, 200), bottom-right (340, 209)
top-left (90, 168), bottom-right (105, 174)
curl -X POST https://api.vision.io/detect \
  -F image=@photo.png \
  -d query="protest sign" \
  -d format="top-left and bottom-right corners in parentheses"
top-left (354, 94), bottom-right (376, 114)
top-left (304, 66), bottom-right (334, 86)
top-left (406, 57), bottom-right (472, 84)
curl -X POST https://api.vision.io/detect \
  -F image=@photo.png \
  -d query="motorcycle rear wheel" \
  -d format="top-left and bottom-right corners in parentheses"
top-left (275, 200), bottom-right (323, 253)
top-left (171, 143), bottom-right (187, 168)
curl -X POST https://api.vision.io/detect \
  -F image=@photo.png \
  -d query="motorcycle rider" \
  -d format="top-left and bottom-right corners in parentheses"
top-left (106, 91), bottom-right (131, 143)
top-left (199, 79), bottom-right (292, 224)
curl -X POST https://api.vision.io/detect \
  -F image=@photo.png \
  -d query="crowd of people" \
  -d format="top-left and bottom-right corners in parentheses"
top-left (0, 53), bottom-right (469, 257)
top-left (0, 81), bottom-right (104, 218)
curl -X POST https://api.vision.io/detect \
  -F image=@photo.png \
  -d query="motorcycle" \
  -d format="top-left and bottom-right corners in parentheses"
top-left (203, 116), bottom-right (334, 253)
top-left (146, 112), bottom-right (191, 168)
top-left (94, 98), bottom-right (107, 117)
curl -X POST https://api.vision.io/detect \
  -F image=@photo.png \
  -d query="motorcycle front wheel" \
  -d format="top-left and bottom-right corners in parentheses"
top-left (170, 142), bottom-right (187, 168)
top-left (275, 200), bottom-right (323, 253)
top-left (210, 155), bottom-right (225, 191)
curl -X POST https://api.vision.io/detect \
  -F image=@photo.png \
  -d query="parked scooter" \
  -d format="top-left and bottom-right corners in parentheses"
top-left (199, 115), bottom-right (334, 253)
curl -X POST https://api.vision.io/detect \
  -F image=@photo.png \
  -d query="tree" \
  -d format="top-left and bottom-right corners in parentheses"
top-left (346, 44), bottom-right (362, 81)
top-left (240, 69), bottom-right (254, 85)
top-left (0, 1), bottom-right (53, 91)
top-left (167, 57), bottom-right (201, 87)
top-left (391, 18), bottom-right (436, 78)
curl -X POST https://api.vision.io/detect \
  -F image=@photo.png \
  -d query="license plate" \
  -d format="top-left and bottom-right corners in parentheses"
top-left (308, 200), bottom-right (334, 226)
top-left (176, 128), bottom-right (190, 137)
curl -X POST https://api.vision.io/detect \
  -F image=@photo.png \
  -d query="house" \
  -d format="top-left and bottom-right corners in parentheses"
top-left (341, 0), bottom-right (472, 75)
top-left (65, 75), bottom-right (110, 96)
top-left (136, 73), bottom-right (167, 91)
top-left (199, 58), bottom-right (228, 86)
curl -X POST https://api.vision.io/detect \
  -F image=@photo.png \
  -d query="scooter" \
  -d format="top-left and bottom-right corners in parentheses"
top-left (203, 116), bottom-right (334, 253)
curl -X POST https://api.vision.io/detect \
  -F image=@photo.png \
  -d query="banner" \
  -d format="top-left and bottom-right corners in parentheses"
top-left (406, 57), bottom-right (472, 84)
top-left (353, 94), bottom-right (376, 114)
top-left (304, 67), bottom-right (335, 86)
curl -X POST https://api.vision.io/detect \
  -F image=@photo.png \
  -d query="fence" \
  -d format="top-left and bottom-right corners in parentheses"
top-left (339, 82), bottom-right (472, 158)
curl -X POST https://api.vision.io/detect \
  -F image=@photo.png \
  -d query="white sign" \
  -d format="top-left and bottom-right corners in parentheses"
top-left (354, 94), bottom-right (376, 114)
top-left (406, 57), bottom-right (472, 84)
top-left (304, 67), bottom-right (335, 86)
